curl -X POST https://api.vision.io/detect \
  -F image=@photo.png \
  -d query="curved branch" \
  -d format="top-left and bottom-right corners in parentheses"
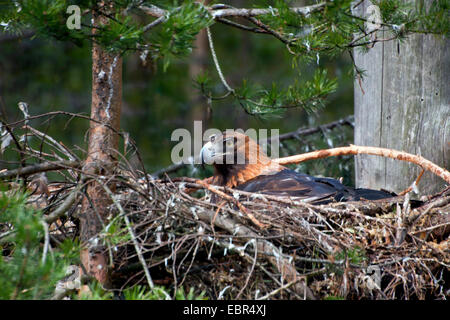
top-left (274, 145), bottom-right (450, 184)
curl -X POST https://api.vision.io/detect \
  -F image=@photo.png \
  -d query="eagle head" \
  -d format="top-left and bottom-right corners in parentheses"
top-left (200, 131), bottom-right (283, 187)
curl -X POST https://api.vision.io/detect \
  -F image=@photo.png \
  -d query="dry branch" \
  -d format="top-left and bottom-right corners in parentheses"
top-left (14, 163), bottom-right (449, 299)
top-left (194, 179), bottom-right (267, 229)
top-left (194, 202), bottom-right (317, 300)
top-left (0, 160), bottom-right (80, 180)
top-left (44, 184), bottom-right (83, 224)
top-left (274, 145), bottom-right (450, 184)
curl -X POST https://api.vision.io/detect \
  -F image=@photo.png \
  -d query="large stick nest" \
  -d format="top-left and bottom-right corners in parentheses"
top-left (25, 170), bottom-right (450, 300)
top-left (1, 115), bottom-right (448, 299)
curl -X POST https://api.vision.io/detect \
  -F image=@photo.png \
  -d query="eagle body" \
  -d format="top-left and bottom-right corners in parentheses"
top-left (235, 168), bottom-right (394, 204)
top-left (200, 131), bottom-right (394, 204)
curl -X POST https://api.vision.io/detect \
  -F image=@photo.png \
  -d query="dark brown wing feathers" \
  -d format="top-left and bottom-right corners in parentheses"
top-left (235, 169), bottom-right (395, 204)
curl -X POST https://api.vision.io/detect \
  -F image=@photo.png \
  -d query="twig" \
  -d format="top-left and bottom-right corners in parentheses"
top-left (194, 178), bottom-right (267, 229)
top-left (257, 268), bottom-right (326, 300)
top-left (0, 160), bottom-right (80, 180)
top-left (256, 276), bottom-right (312, 300)
top-left (44, 184), bottom-right (83, 224)
top-left (24, 125), bottom-right (79, 161)
top-left (209, 4), bottom-right (325, 19)
top-left (206, 26), bottom-right (234, 93)
top-left (245, 16), bottom-right (290, 44)
top-left (216, 18), bottom-right (267, 34)
top-left (6, 111), bottom-right (114, 131)
top-left (411, 222), bottom-right (450, 235)
top-left (194, 204), bottom-right (316, 299)
top-left (41, 221), bottom-right (50, 265)
top-left (398, 168), bottom-right (425, 196)
top-left (407, 196), bottom-right (450, 226)
top-left (143, 16), bottom-right (166, 32)
top-left (236, 239), bottom-right (257, 299)
top-left (151, 156), bottom-right (198, 178)
top-left (98, 181), bottom-right (155, 289)
top-left (0, 118), bottom-right (26, 168)
top-left (348, 49), bottom-right (365, 95)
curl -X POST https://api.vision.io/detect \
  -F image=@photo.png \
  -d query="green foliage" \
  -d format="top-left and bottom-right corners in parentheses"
top-left (121, 285), bottom-right (206, 300)
top-left (102, 214), bottom-right (131, 246)
top-left (122, 285), bottom-right (169, 300)
top-left (0, 191), bottom-right (77, 299)
top-left (327, 246), bottom-right (367, 276)
top-left (239, 68), bottom-right (337, 116)
top-left (78, 284), bottom-right (207, 300)
top-left (0, 1), bottom-right (24, 35)
top-left (6, 0), bottom-right (85, 45)
top-left (175, 286), bottom-right (207, 300)
top-left (336, 246), bottom-right (367, 265)
top-left (95, 14), bottom-right (145, 53)
top-left (154, 1), bottom-right (213, 71)
top-left (324, 295), bottom-right (345, 300)
top-left (1, 0), bottom-right (447, 173)
top-left (256, 0), bottom-right (449, 68)
top-left (406, 0), bottom-right (449, 34)
top-left (2, 0), bottom-right (447, 118)
top-left (198, 68), bottom-right (337, 117)
top-left (78, 281), bottom-right (114, 300)
top-left (59, 238), bottom-right (81, 262)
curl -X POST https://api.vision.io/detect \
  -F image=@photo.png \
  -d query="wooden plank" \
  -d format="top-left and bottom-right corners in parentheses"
top-left (353, 0), bottom-right (386, 189)
top-left (417, 34), bottom-right (450, 195)
top-left (381, 34), bottom-right (424, 193)
top-left (353, 0), bottom-right (449, 196)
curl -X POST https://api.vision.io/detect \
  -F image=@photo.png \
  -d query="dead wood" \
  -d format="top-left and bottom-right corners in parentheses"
top-left (274, 145), bottom-right (450, 185)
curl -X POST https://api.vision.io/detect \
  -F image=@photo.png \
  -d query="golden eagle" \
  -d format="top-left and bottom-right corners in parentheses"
top-left (200, 131), bottom-right (394, 204)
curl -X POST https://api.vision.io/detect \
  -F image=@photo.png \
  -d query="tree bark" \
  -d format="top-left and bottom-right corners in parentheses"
top-left (79, 4), bottom-right (122, 287)
top-left (353, 0), bottom-right (449, 196)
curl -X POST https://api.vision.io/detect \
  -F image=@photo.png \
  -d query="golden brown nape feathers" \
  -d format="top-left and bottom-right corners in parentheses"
top-left (200, 131), bottom-right (284, 188)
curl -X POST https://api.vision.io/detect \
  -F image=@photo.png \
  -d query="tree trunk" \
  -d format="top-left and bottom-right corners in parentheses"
top-left (353, 0), bottom-right (449, 196)
top-left (79, 5), bottom-right (122, 287)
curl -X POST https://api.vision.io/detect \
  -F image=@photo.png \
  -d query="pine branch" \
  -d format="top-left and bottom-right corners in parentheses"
top-left (139, 2), bottom-right (326, 20)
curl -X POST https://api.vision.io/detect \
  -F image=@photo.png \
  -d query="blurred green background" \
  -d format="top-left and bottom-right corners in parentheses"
top-left (0, 0), bottom-right (355, 184)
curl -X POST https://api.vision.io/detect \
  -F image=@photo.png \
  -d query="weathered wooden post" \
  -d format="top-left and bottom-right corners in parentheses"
top-left (353, 1), bottom-right (449, 196)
